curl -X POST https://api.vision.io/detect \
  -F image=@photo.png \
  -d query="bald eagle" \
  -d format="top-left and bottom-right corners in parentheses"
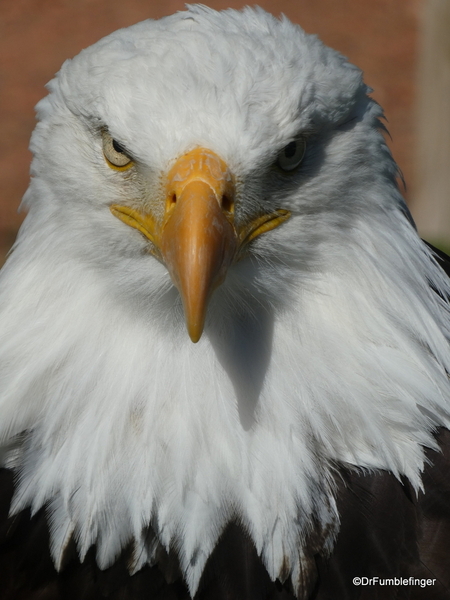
top-left (1, 5), bottom-right (449, 599)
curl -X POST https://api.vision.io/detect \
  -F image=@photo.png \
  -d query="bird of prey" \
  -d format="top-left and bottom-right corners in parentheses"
top-left (1, 5), bottom-right (449, 599)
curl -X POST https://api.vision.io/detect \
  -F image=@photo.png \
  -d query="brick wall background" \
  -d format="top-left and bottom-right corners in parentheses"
top-left (0, 0), bottom-right (432, 265)
top-left (413, 0), bottom-right (450, 250)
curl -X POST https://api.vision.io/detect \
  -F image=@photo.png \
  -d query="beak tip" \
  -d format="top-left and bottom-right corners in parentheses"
top-left (188, 325), bottom-right (203, 344)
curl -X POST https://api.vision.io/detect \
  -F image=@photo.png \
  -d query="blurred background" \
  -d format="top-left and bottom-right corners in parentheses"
top-left (1, 0), bottom-right (449, 266)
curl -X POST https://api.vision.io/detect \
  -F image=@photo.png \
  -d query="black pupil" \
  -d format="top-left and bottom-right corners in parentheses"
top-left (284, 141), bottom-right (297, 158)
top-left (112, 139), bottom-right (125, 154)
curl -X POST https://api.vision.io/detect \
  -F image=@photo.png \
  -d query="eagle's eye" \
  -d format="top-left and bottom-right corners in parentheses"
top-left (102, 131), bottom-right (134, 171)
top-left (277, 138), bottom-right (306, 172)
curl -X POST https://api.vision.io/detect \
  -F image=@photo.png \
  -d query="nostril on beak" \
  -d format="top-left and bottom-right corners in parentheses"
top-left (166, 193), bottom-right (177, 213)
top-left (221, 194), bottom-right (234, 213)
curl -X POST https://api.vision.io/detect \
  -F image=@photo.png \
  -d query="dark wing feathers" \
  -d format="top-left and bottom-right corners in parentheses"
top-left (314, 429), bottom-right (450, 600)
top-left (412, 428), bottom-right (450, 599)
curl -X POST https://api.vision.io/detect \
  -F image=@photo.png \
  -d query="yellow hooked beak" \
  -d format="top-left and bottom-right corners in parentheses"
top-left (111, 148), bottom-right (290, 342)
